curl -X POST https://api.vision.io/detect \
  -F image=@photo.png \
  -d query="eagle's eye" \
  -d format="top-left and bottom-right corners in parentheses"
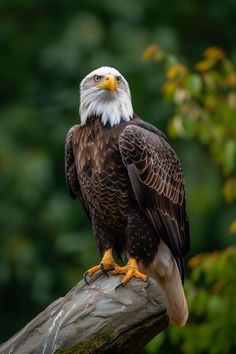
top-left (94, 75), bottom-right (102, 82)
top-left (116, 76), bottom-right (121, 83)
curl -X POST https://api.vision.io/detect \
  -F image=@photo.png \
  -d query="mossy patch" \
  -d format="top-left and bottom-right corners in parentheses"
top-left (55, 331), bottom-right (116, 354)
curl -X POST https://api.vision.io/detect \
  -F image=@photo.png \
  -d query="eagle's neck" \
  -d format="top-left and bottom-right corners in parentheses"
top-left (80, 90), bottom-right (133, 127)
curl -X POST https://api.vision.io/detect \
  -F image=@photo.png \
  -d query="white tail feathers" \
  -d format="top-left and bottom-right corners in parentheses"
top-left (156, 260), bottom-right (188, 326)
top-left (140, 240), bottom-right (188, 327)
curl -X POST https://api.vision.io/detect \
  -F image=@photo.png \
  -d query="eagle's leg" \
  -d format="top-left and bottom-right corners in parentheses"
top-left (83, 248), bottom-right (120, 284)
top-left (113, 258), bottom-right (148, 289)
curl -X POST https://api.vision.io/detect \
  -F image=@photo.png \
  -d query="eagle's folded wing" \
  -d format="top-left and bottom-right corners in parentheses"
top-left (65, 125), bottom-right (91, 220)
top-left (119, 124), bottom-right (190, 281)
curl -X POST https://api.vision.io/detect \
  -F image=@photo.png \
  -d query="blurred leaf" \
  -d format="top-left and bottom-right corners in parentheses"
top-left (167, 63), bottom-right (187, 80)
top-left (188, 254), bottom-right (204, 268)
top-left (186, 74), bottom-right (202, 96)
top-left (168, 115), bottom-right (186, 137)
top-left (223, 140), bottom-right (236, 175)
top-left (229, 220), bottom-right (236, 234)
top-left (204, 47), bottom-right (226, 60)
top-left (195, 59), bottom-right (216, 72)
top-left (143, 44), bottom-right (159, 61)
top-left (222, 177), bottom-right (236, 204)
top-left (183, 117), bottom-right (197, 138)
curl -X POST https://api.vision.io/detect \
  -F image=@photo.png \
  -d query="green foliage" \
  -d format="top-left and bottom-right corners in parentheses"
top-left (144, 44), bottom-right (236, 354)
top-left (145, 333), bottom-right (164, 353)
top-left (144, 45), bottom-right (236, 204)
top-left (169, 248), bottom-right (236, 354)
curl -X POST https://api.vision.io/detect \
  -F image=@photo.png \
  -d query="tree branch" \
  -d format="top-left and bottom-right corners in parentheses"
top-left (0, 272), bottom-right (169, 354)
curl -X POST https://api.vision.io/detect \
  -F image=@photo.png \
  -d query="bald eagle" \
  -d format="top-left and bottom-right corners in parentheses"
top-left (65, 66), bottom-right (190, 326)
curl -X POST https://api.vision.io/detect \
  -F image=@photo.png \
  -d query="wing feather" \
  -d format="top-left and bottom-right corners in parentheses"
top-left (119, 123), bottom-right (190, 281)
top-left (65, 125), bottom-right (91, 220)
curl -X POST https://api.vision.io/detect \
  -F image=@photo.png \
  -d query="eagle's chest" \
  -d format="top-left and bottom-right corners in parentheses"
top-left (78, 124), bottom-right (123, 175)
top-left (76, 122), bottom-right (131, 218)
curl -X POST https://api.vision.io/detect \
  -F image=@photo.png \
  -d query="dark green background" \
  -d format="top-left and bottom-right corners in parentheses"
top-left (1, 0), bottom-right (236, 352)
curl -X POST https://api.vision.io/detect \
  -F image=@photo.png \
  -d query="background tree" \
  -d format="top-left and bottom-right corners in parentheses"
top-left (144, 44), bottom-right (236, 354)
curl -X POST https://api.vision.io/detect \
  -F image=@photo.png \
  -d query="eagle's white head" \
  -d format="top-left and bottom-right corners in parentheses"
top-left (79, 66), bottom-right (133, 127)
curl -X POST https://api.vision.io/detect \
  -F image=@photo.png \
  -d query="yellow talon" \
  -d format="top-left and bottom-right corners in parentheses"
top-left (113, 258), bottom-right (148, 288)
top-left (84, 248), bottom-right (120, 283)
top-left (84, 251), bottom-right (148, 288)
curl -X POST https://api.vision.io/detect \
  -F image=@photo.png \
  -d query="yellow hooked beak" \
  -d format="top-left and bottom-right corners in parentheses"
top-left (97, 74), bottom-right (117, 95)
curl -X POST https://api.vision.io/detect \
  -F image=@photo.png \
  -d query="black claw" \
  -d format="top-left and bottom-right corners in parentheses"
top-left (115, 282), bottom-right (125, 290)
top-left (144, 278), bottom-right (151, 289)
top-left (100, 263), bottom-right (109, 277)
top-left (83, 271), bottom-right (90, 285)
top-left (100, 264), bottom-right (114, 277)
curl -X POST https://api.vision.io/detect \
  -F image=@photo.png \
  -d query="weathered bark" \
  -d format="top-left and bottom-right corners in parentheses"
top-left (0, 272), bottom-right (169, 354)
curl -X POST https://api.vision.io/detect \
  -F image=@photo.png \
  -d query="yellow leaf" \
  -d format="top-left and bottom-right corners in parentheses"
top-left (229, 221), bottom-right (236, 234)
top-left (222, 177), bottom-right (236, 204)
top-left (162, 81), bottom-right (176, 95)
top-left (204, 47), bottom-right (226, 60)
top-left (195, 59), bottom-right (216, 72)
top-left (143, 45), bottom-right (159, 61)
top-left (188, 254), bottom-right (204, 268)
top-left (166, 64), bottom-right (186, 80)
top-left (224, 73), bottom-right (236, 88)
